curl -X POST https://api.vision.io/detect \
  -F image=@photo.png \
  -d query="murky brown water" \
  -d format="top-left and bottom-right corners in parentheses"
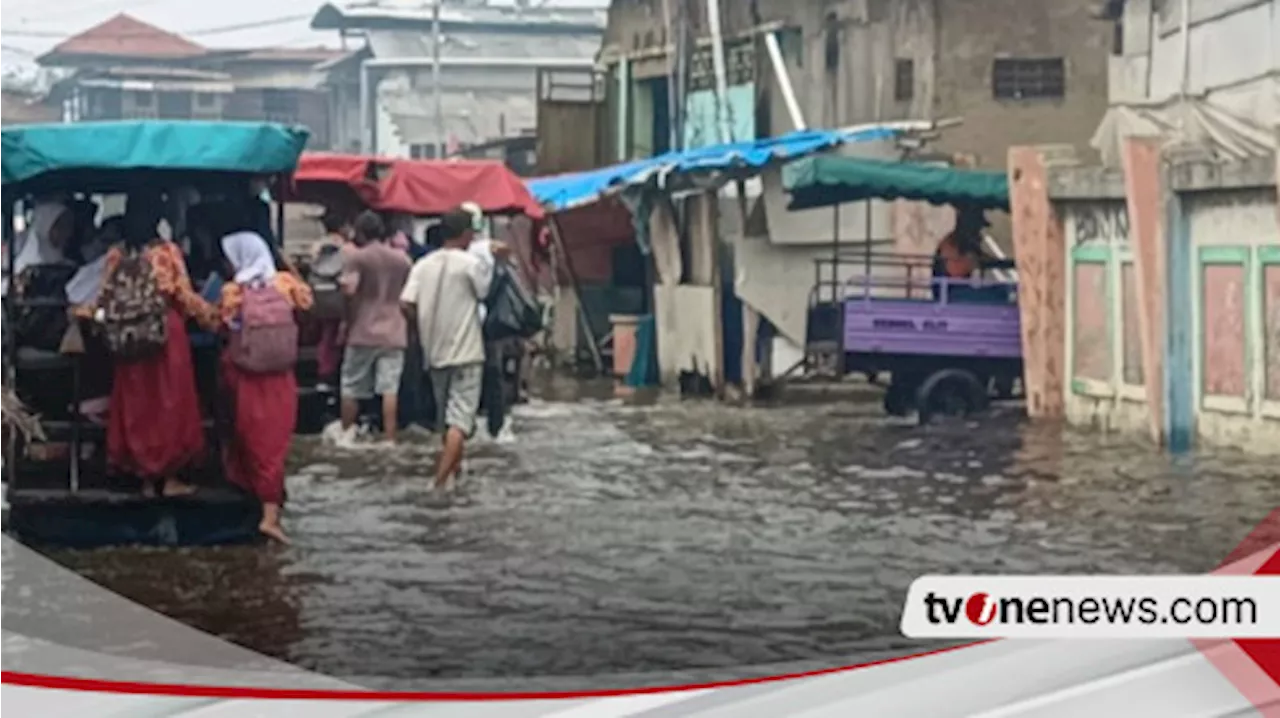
top-left (35, 376), bottom-right (1280, 687)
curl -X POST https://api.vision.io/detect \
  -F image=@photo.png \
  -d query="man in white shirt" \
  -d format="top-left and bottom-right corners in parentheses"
top-left (400, 208), bottom-right (509, 490)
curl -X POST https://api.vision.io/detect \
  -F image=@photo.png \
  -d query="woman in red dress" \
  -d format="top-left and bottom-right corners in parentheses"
top-left (217, 222), bottom-right (314, 544)
top-left (100, 195), bottom-right (220, 497)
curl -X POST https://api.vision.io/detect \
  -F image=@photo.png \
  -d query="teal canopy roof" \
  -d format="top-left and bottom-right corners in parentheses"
top-left (2, 121), bottom-right (311, 188)
top-left (784, 155), bottom-right (1010, 212)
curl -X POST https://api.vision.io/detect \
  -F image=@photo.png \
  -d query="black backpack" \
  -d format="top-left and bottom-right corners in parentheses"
top-left (483, 264), bottom-right (543, 341)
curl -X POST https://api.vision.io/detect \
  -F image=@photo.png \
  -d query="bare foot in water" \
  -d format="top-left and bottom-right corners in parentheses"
top-left (161, 479), bottom-right (198, 497)
top-left (259, 521), bottom-right (291, 545)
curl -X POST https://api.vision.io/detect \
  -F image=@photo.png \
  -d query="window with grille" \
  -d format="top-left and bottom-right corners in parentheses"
top-left (894, 59), bottom-right (914, 101)
top-left (992, 58), bottom-right (1065, 100)
top-left (409, 144), bottom-right (438, 160)
top-left (262, 89), bottom-right (299, 123)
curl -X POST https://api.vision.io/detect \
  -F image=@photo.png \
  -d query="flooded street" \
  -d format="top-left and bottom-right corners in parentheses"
top-left (38, 377), bottom-right (1280, 688)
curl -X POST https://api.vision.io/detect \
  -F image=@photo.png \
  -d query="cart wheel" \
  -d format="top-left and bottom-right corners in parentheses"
top-left (916, 369), bottom-right (988, 424)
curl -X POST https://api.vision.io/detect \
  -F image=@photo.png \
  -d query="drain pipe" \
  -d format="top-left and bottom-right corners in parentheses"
top-left (764, 31), bottom-right (806, 131)
top-left (1179, 0), bottom-right (1192, 98)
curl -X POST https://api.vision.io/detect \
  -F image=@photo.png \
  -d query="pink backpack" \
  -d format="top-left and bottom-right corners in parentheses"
top-left (230, 282), bottom-right (299, 373)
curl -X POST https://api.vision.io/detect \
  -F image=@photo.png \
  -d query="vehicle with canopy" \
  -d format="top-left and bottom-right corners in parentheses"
top-left (286, 152), bottom-right (546, 434)
top-left (2, 119), bottom-right (310, 546)
top-left (784, 154), bottom-right (1020, 422)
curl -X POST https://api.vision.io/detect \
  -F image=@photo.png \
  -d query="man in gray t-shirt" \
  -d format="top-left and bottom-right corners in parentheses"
top-left (400, 208), bottom-right (510, 489)
top-left (340, 211), bottom-right (411, 444)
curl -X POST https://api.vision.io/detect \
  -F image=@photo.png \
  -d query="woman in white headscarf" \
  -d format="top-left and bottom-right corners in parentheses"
top-left (3, 200), bottom-right (74, 297)
top-left (15, 200), bottom-right (73, 271)
top-left (215, 213), bottom-right (313, 545)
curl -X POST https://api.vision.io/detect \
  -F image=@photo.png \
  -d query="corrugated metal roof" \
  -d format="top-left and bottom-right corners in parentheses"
top-left (366, 29), bottom-right (601, 61)
top-left (208, 47), bottom-right (349, 64)
top-left (312, 1), bottom-right (605, 32)
top-left (379, 83), bottom-right (536, 146)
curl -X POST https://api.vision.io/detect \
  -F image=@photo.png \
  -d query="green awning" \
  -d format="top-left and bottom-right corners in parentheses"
top-left (784, 155), bottom-right (1010, 212)
top-left (2, 120), bottom-right (311, 188)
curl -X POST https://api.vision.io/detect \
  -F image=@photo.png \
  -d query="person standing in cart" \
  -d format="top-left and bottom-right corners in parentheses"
top-left (91, 191), bottom-right (221, 498)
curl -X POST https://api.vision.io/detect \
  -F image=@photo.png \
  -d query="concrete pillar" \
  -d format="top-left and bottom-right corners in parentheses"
top-left (688, 193), bottom-right (718, 286)
top-left (1008, 146), bottom-right (1070, 419)
top-left (1121, 137), bottom-right (1167, 445)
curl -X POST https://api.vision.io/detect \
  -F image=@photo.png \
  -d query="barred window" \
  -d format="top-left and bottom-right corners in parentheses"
top-left (894, 59), bottom-right (914, 102)
top-left (992, 58), bottom-right (1065, 100)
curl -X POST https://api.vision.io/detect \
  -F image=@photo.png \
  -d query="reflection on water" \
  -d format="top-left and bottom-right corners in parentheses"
top-left (39, 377), bottom-right (1280, 687)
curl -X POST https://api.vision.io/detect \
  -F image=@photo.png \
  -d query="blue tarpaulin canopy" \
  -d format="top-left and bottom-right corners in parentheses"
top-left (526, 126), bottom-right (902, 212)
top-left (2, 120), bottom-right (311, 188)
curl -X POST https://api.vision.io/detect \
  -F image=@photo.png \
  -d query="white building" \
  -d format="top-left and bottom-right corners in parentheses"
top-left (1093, 0), bottom-right (1279, 165)
top-left (311, 0), bottom-right (605, 158)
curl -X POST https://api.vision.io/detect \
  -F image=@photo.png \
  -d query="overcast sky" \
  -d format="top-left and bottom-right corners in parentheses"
top-left (2, 0), bottom-right (609, 71)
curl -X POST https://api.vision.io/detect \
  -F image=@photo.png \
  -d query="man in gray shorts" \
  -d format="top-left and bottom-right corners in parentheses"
top-left (400, 208), bottom-right (510, 489)
top-left (339, 211), bottom-right (412, 444)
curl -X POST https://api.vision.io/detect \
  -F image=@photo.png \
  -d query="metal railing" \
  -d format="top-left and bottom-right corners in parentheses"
top-left (808, 251), bottom-right (1019, 309)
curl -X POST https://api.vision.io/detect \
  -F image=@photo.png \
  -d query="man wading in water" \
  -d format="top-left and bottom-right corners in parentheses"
top-left (400, 208), bottom-right (510, 491)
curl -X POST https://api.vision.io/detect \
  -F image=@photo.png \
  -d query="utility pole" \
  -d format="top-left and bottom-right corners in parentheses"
top-left (704, 0), bottom-right (732, 144)
top-left (671, 0), bottom-right (688, 151)
top-left (432, 0), bottom-right (445, 159)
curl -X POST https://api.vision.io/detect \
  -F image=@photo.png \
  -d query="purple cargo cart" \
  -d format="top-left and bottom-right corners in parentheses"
top-left (787, 155), bottom-right (1020, 422)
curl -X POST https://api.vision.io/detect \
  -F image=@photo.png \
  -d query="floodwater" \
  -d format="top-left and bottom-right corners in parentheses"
top-left (35, 376), bottom-right (1280, 689)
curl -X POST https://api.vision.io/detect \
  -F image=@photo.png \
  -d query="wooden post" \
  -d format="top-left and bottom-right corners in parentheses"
top-left (735, 180), bottom-right (758, 397)
top-left (547, 215), bottom-right (605, 374)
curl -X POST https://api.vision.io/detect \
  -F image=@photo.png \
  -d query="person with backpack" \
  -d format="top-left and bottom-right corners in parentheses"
top-left (399, 208), bottom-right (510, 492)
top-left (216, 220), bottom-right (313, 545)
top-left (310, 209), bottom-right (353, 388)
top-left (95, 192), bottom-right (220, 498)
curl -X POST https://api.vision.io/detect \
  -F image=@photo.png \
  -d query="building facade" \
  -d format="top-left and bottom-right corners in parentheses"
top-left (37, 14), bottom-right (343, 148)
top-left (1007, 0), bottom-right (1279, 454)
top-left (1093, 0), bottom-right (1278, 165)
top-left (309, 1), bottom-right (605, 158)
top-left (597, 0), bottom-right (1113, 170)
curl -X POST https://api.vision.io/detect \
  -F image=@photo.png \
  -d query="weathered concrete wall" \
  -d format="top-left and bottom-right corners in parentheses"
top-left (600, 0), bottom-right (1109, 185)
top-left (933, 0), bottom-right (1111, 171)
top-left (654, 284), bottom-right (720, 386)
top-left (1058, 195), bottom-right (1152, 437)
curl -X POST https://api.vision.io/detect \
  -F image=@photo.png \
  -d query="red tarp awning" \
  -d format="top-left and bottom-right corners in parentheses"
top-left (290, 153), bottom-right (544, 220)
